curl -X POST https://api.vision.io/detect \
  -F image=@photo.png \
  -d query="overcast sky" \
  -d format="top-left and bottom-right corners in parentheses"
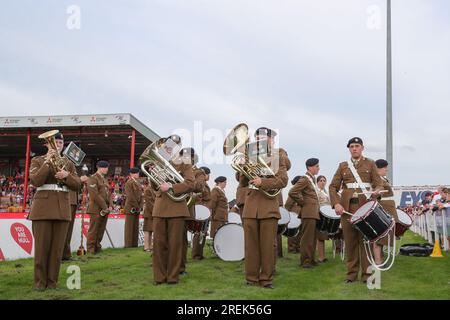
top-left (0, 0), bottom-right (449, 200)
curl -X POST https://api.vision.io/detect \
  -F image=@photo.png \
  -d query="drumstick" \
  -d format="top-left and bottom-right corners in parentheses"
top-left (343, 211), bottom-right (355, 216)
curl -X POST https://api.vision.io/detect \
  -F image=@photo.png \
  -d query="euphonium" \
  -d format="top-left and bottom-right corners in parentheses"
top-left (223, 123), bottom-right (281, 199)
top-left (139, 137), bottom-right (191, 203)
top-left (38, 130), bottom-right (67, 172)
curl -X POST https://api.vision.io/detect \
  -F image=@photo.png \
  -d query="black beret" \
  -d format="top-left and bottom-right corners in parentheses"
top-left (96, 160), bottom-right (109, 168)
top-left (200, 166), bottom-right (210, 175)
top-left (347, 137), bottom-right (363, 147)
top-left (129, 167), bottom-right (140, 174)
top-left (305, 158), bottom-right (319, 167)
top-left (54, 132), bottom-right (64, 140)
top-left (291, 175), bottom-right (301, 185)
top-left (214, 176), bottom-right (227, 184)
top-left (375, 159), bottom-right (389, 168)
top-left (254, 127), bottom-right (277, 138)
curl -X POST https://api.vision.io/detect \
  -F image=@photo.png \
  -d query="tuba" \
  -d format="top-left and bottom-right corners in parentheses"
top-left (139, 137), bottom-right (191, 204)
top-left (38, 130), bottom-right (67, 172)
top-left (223, 123), bottom-right (281, 199)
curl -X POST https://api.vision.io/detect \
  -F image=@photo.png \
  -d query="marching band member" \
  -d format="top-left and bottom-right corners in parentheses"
top-left (86, 160), bottom-right (112, 254)
top-left (288, 158), bottom-right (321, 269)
top-left (210, 176), bottom-right (228, 239)
top-left (316, 175), bottom-right (330, 263)
top-left (192, 166), bottom-right (212, 260)
top-left (285, 175), bottom-right (302, 253)
top-left (152, 136), bottom-right (194, 285)
top-left (240, 127), bottom-right (289, 289)
top-left (329, 137), bottom-right (384, 283)
top-left (143, 182), bottom-right (155, 252)
top-left (373, 159), bottom-right (398, 265)
top-left (124, 167), bottom-right (143, 248)
top-left (29, 131), bottom-right (81, 290)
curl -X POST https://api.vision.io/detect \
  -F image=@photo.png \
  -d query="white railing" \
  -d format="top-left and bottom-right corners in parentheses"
top-left (411, 206), bottom-right (449, 251)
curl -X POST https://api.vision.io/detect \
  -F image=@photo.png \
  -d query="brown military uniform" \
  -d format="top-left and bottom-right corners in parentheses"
top-left (152, 163), bottom-right (194, 284)
top-left (241, 149), bottom-right (288, 287)
top-left (288, 172), bottom-right (320, 266)
top-left (329, 157), bottom-right (384, 282)
top-left (210, 186), bottom-right (228, 238)
top-left (86, 172), bottom-right (112, 254)
top-left (63, 182), bottom-right (81, 259)
top-left (235, 172), bottom-right (248, 214)
top-left (143, 186), bottom-right (155, 232)
top-left (285, 195), bottom-right (302, 253)
top-left (28, 155), bottom-right (81, 289)
top-left (124, 177), bottom-right (143, 248)
top-left (275, 149), bottom-right (291, 259)
top-left (191, 175), bottom-right (212, 260)
top-left (376, 176), bottom-right (398, 246)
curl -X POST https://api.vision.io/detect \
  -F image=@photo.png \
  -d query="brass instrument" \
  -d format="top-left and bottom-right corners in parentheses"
top-left (139, 137), bottom-right (191, 204)
top-left (38, 130), bottom-right (67, 172)
top-left (223, 123), bottom-right (281, 199)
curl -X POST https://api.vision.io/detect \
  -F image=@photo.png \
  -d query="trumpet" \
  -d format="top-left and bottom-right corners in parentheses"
top-left (38, 130), bottom-right (67, 172)
top-left (223, 123), bottom-right (281, 199)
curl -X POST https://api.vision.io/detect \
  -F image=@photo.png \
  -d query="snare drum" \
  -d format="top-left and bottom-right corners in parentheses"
top-left (213, 223), bottom-right (245, 261)
top-left (395, 209), bottom-right (413, 237)
top-left (278, 208), bottom-right (291, 235)
top-left (186, 205), bottom-right (211, 234)
top-left (284, 212), bottom-right (301, 237)
top-left (228, 211), bottom-right (242, 224)
top-left (317, 205), bottom-right (341, 235)
top-left (350, 201), bottom-right (394, 242)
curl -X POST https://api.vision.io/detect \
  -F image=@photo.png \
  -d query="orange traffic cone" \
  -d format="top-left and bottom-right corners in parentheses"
top-left (430, 239), bottom-right (443, 258)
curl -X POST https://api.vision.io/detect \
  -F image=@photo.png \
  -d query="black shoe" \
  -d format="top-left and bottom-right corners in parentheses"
top-left (345, 279), bottom-right (355, 284)
top-left (62, 257), bottom-right (73, 262)
top-left (302, 264), bottom-right (314, 269)
top-left (179, 271), bottom-right (188, 276)
top-left (168, 281), bottom-right (178, 285)
top-left (263, 284), bottom-right (274, 289)
top-left (153, 281), bottom-right (163, 286)
top-left (246, 281), bottom-right (257, 286)
top-left (318, 258), bottom-right (328, 264)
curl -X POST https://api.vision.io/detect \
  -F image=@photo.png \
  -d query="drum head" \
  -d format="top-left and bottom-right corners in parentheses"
top-left (278, 207), bottom-right (291, 225)
top-left (351, 201), bottom-right (376, 222)
top-left (228, 212), bottom-right (242, 224)
top-left (194, 205), bottom-right (211, 221)
top-left (213, 223), bottom-right (245, 261)
top-left (320, 205), bottom-right (340, 219)
top-left (397, 209), bottom-right (412, 226)
top-left (288, 212), bottom-right (301, 228)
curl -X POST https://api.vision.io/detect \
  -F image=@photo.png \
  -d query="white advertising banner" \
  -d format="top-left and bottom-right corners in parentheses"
top-left (0, 114), bottom-right (131, 128)
top-left (0, 213), bottom-right (144, 261)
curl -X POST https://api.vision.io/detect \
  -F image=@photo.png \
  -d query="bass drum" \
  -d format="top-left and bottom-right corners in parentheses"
top-left (213, 223), bottom-right (245, 261)
top-left (228, 211), bottom-right (242, 224)
top-left (284, 212), bottom-right (301, 238)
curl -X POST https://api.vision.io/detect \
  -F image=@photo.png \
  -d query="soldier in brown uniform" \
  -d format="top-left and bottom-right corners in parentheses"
top-left (240, 127), bottom-right (288, 289)
top-left (191, 166), bottom-right (212, 260)
top-left (210, 176), bottom-right (228, 238)
top-left (275, 148), bottom-right (291, 259)
top-left (285, 175), bottom-right (302, 253)
top-left (329, 137), bottom-right (384, 283)
top-left (124, 167), bottom-right (143, 248)
top-left (62, 165), bottom-right (88, 261)
top-left (288, 158), bottom-right (321, 268)
top-left (152, 136), bottom-right (194, 285)
top-left (373, 159), bottom-right (398, 265)
top-left (143, 183), bottom-right (155, 252)
top-left (86, 161), bottom-right (112, 254)
top-left (29, 132), bottom-right (81, 290)
top-left (179, 148), bottom-right (201, 273)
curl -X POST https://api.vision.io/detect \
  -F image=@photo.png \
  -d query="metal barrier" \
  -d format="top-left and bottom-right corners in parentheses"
top-left (411, 206), bottom-right (449, 251)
